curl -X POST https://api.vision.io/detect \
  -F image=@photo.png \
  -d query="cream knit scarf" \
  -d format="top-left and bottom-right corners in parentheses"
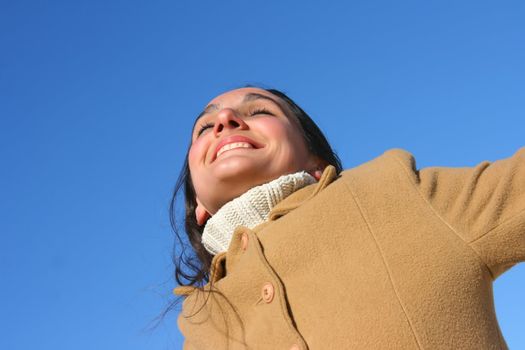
top-left (202, 171), bottom-right (316, 255)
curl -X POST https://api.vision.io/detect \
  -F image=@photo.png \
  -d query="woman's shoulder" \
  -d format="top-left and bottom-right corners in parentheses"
top-left (339, 148), bottom-right (418, 183)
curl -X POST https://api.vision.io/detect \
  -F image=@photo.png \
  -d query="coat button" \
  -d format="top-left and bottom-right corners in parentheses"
top-left (241, 233), bottom-right (249, 250)
top-left (261, 282), bottom-right (274, 303)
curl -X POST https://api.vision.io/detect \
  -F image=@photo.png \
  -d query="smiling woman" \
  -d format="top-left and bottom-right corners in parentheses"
top-left (189, 88), bottom-right (326, 216)
top-left (169, 87), bottom-right (525, 349)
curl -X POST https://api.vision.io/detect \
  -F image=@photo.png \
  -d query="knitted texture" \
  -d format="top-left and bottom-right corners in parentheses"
top-left (202, 171), bottom-right (316, 255)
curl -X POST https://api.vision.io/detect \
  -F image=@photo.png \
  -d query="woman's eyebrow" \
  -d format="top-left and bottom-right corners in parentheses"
top-left (195, 104), bottom-right (219, 121)
top-left (241, 92), bottom-right (279, 105)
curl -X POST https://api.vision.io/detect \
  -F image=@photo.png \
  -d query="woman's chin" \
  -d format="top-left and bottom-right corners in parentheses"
top-left (212, 155), bottom-right (268, 179)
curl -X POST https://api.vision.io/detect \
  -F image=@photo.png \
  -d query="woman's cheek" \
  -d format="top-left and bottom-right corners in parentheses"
top-left (254, 117), bottom-right (291, 140)
top-left (188, 138), bottom-right (210, 165)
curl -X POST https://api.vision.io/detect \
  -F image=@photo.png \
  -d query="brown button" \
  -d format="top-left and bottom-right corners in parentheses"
top-left (241, 233), bottom-right (249, 250)
top-left (261, 282), bottom-right (274, 303)
top-left (289, 345), bottom-right (300, 350)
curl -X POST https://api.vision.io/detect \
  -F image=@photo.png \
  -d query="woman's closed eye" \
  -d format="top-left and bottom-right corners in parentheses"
top-left (249, 107), bottom-right (273, 116)
top-left (197, 122), bottom-right (214, 136)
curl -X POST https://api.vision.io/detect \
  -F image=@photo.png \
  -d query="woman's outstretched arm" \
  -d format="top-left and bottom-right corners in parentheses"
top-left (409, 147), bottom-right (525, 278)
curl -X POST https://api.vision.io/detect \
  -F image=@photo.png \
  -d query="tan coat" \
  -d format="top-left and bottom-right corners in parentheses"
top-left (175, 148), bottom-right (525, 349)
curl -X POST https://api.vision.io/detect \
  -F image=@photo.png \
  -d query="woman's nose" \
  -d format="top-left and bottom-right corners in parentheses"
top-left (213, 108), bottom-right (248, 136)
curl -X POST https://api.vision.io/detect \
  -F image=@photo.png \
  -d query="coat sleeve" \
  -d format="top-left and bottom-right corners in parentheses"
top-left (394, 147), bottom-right (525, 279)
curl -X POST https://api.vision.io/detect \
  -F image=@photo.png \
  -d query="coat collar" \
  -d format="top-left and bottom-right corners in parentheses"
top-left (222, 165), bottom-right (338, 281)
top-left (268, 165), bottom-right (338, 221)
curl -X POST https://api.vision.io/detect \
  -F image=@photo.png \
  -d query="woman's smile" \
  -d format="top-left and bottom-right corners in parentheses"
top-left (212, 134), bottom-right (264, 162)
top-left (216, 142), bottom-right (253, 158)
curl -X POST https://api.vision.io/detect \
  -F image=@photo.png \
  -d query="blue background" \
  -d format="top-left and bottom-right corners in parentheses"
top-left (1, 1), bottom-right (523, 349)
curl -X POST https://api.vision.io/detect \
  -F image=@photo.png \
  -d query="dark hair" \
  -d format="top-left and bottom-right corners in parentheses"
top-left (169, 87), bottom-right (343, 288)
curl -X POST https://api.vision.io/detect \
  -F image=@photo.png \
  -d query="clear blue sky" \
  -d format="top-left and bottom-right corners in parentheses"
top-left (1, 1), bottom-right (524, 349)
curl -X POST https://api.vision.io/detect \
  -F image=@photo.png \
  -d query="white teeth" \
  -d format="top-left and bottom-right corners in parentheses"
top-left (217, 142), bottom-right (254, 158)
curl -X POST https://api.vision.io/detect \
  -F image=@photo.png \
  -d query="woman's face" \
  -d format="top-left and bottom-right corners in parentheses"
top-left (188, 88), bottom-right (320, 218)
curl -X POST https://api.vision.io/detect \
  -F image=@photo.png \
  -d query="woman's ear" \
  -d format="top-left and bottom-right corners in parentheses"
top-left (311, 169), bottom-right (323, 181)
top-left (195, 198), bottom-right (211, 226)
top-left (308, 157), bottom-right (329, 181)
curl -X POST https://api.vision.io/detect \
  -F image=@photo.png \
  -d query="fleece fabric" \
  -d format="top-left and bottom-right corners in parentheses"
top-left (175, 148), bottom-right (525, 350)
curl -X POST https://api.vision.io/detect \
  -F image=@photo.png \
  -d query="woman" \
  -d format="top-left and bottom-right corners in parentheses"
top-left (171, 87), bottom-right (524, 349)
